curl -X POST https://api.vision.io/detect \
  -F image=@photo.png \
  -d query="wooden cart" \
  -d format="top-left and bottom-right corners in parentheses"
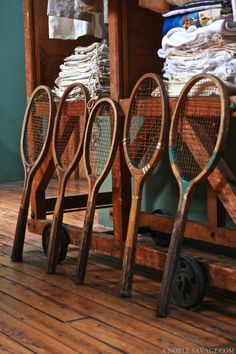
top-left (24, 0), bottom-right (236, 300)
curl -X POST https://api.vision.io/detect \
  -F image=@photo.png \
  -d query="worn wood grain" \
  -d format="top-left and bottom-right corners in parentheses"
top-left (1, 178), bottom-right (236, 352)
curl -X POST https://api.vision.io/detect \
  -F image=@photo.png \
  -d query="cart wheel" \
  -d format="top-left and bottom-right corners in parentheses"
top-left (172, 255), bottom-right (207, 309)
top-left (42, 224), bottom-right (70, 263)
top-left (150, 209), bottom-right (172, 247)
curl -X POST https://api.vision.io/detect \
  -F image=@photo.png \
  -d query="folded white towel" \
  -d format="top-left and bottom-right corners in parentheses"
top-left (232, 0), bottom-right (236, 22)
top-left (53, 41), bottom-right (110, 101)
top-left (162, 17), bottom-right (236, 50)
top-left (163, 3), bottom-right (222, 17)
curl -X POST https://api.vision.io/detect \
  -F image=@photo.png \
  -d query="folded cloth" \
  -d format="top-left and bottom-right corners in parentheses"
top-left (151, 80), bottom-right (186, 97)
top-left (158, 36), bottom-right (224, 59)
top-left (48, 12), bottom-right (106, 39)
top-left (74, 0), bottom-right (103, 13)
top-left (163, 12), bottom-right (200, 35)
top-left (160, 42), bottom-right (236, 84)
top-left (48, 16), bottom-right (91, 39)
top-left (162, 8), bottom-right (222, 35)
top-left (232, 0), bottom-right (236, 21)
top-left (162, 17), bottom-right (236, 50)
top-left (163, 2), bottom-right (222, 17)
top-left (161, 78), bottom-right (236, 97)
top-left (225, 14), bottom-right (236, 29)
top-left (47, 0), bottom-right (92, 21)
top-left (162, 79), bottom-right (221, 97)
top-left (162, 26), bottom-right (210, 49)
top-left (165, 0), bottom-right (199, 6)
top-left (53, 41), bottom-right (110, 101)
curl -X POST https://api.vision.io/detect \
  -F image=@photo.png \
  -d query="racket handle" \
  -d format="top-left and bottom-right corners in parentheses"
top-left (120, 245), bottom-right (137, 297)
top-left (120, 183), bottom-right (143, 297)
top-left (157, 199), bottom-right (190, 317)
top-left (45, 193), bottom-right (65, 274)
top-left (11, 205), bottom-right (29, 261)
top-left (75, 196), bottom-right (97, 284)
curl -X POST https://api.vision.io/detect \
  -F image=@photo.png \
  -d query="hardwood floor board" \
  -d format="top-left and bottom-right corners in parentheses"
top-left (1, 242), bottom-right (236, 347)
top-left (81, 256), bottom-right (236, 338)
top-left (0, 251), bottom-right (230, 350)
top-left (0, 265), bottom-right (197, 350)
top-left (197, 305), bottom-right (236, 327)
top-left (1, 180), bottom-right (236, 353)
top-left (212, 343), bottom-right (236, 351)
top-left (0, 309), bottom-right (79, 354)
top-left (0, 292), bottom-right (121, 354)
top-left (70, 318), bottom-right (161, 354)
top-left (0, 333), bottom-right (33, 354)
top-left (1, 237), bottom-right (236, 343)
top-left (0, 276), bottom-right (85, 322)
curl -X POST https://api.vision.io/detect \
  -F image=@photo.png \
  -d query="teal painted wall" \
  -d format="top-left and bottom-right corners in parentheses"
top-left (0, 1), bottom-right (26, 182)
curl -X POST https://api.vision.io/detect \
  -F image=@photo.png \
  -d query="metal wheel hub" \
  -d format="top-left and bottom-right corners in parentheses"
top-left (42, 224), bottom-right (70, 263)
top-left (172, 255), bottom-right (207, 309)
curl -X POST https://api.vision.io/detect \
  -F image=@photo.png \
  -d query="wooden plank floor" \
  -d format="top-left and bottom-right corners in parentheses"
top-left (0, 180), bottom-right (236, 353)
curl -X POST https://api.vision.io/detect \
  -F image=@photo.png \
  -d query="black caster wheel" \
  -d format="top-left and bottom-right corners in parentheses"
top-left (150, 209), bottom-right (172, 247)
top-left (42, 224), bottom-right (70, 263)
top-left (172, 255), bottom-right (207, 309)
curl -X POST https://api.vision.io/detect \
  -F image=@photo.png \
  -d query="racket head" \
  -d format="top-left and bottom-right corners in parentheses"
top-left (83, 97), bottom-right (119, 187)
top-left (169, 73), bottom-right (230, 185)
top-left (21, 85), bottom-right (55, 168)
top-left (53, 83), bottom-right (88, 173)
top-left (123, 73), bottom-right (169, 177)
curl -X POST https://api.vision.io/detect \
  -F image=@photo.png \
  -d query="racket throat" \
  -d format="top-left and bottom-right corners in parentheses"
top-left (178, 179), bottom-right (194, 210)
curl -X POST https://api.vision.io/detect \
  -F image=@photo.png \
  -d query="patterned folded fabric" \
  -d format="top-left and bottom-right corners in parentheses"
top-left (48, 13), bottom-right (106, 40)
top-left (163, 1), bottom-right (222, 17)
top-left (162, 8), bottom-right (222, 35)
top-left (165, 0), bottom-right (200, 6)
top-left (162, 17), bottom-right (236, 50)
top-left (47, 0), bottom-right (92, 21)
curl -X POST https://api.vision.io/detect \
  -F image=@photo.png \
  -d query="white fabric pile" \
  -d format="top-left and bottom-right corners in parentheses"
top-left (158, 8), bottom-right (236, 96)
top-left (47, 0), bottom-right (108, 40)
top-left (53, 41), bottom-right (110, 102)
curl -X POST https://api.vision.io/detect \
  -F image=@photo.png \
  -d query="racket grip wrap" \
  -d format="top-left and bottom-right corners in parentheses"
top-left (11, 206), bottom-right (29, 261)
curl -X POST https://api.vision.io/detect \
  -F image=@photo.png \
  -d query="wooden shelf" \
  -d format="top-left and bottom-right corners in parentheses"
top-left (23, 0), bottom-right (236, 298)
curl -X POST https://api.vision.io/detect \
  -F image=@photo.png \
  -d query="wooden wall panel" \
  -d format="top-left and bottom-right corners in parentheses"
top-left (125, 0), bottom-right (164, 95)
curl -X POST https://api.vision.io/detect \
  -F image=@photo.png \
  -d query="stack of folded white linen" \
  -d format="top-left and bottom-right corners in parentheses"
top-left (158, 0), bottom-right (236, 96)
top-left (53, 41), bottom-right (110, 102)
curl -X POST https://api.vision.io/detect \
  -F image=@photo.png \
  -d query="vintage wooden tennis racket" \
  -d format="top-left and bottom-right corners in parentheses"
top-left (158, 73), bottom-right (230, 317)
top-left (45, 83), bottom-right (88, 274)
top-left (75, 97), bottom-right (119, 284)
top-left (120, 73), bottom-right (169, 297)
top-left (11, 86), bottom-right (56, 261)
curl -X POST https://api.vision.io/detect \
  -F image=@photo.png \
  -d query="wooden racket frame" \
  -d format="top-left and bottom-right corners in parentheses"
top-left (120, 73), bottom-right (169, 297)
top-left (75, 97), bottom-right (119, 284)
top-left (170, 73), bottom-right (229, 184)
top-left (11, 85), bottom-right (56, 261)
top-left (45, 83), bottom-right (89, 274)
top-left (158, 73), bottom-right (230, 317)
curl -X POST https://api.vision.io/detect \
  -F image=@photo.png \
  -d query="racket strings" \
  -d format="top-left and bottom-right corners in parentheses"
top-left (87, 103), bottom-right (115, 177)
top-left (175, 79), bottom-right (221, 181)
top-left (126, 79), bottom-right (163, 169)
top-left (23, 90), bottom-right (50, 165)
top-left (55, 93), bottom-right (86, 169)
